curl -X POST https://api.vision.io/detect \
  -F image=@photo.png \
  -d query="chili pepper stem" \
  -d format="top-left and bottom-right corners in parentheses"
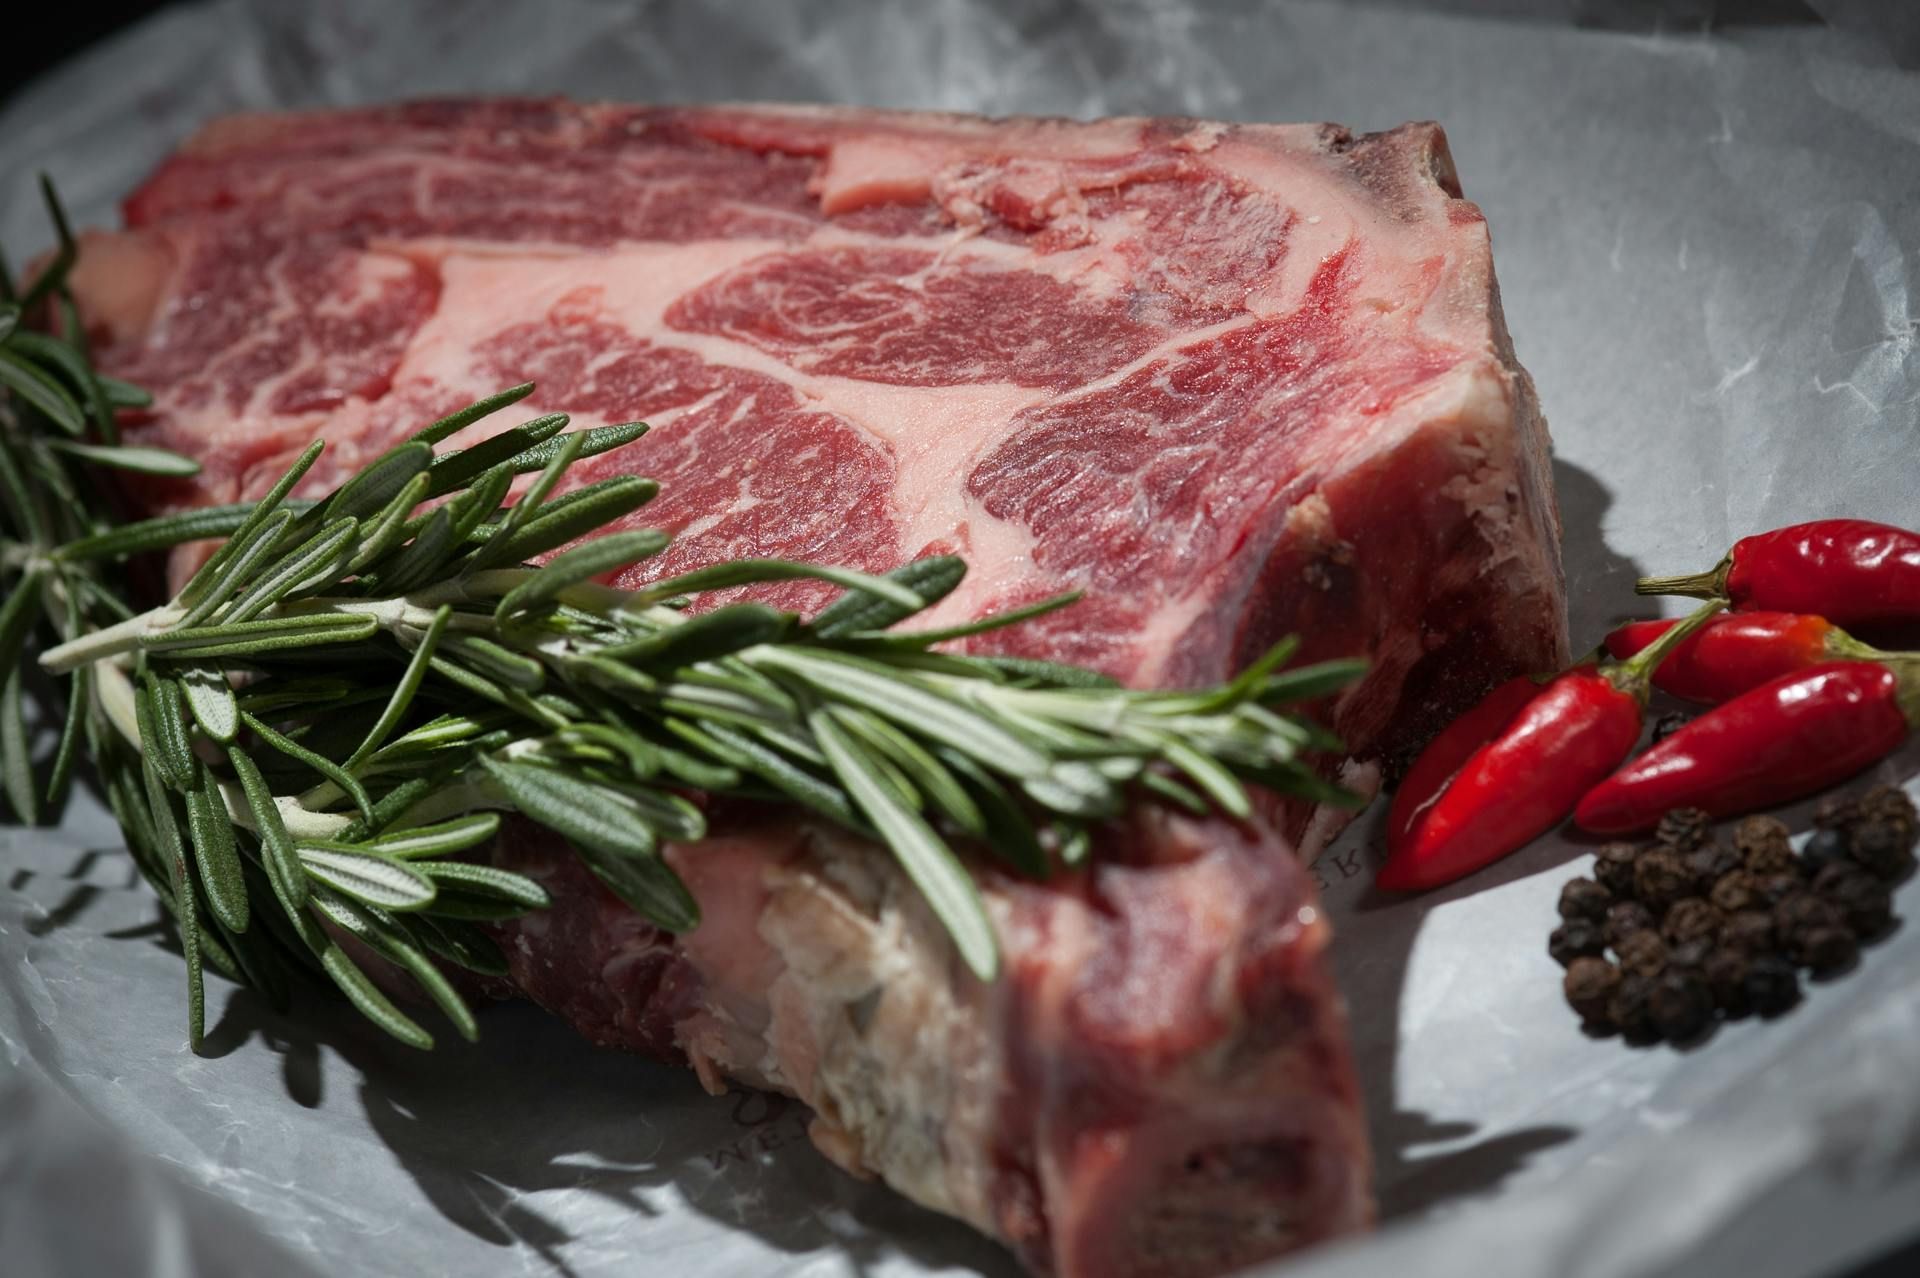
top-left (1636, 557), bottom-right (1731, 599)
top-left (1604, 598), bottom-right (1728, 696)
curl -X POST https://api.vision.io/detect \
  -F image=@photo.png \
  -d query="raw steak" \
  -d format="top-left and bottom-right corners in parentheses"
top-left (66, 100), bottom-right (1568, 1277)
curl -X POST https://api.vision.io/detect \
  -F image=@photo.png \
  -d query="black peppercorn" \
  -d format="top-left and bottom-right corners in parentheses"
top-left (1849, 819), bottom-right (1917, 882)
top-left (1605, 900), bottom-right (1658, 948)
top-left (1649, 968), bottom-right (1713, 1043)
top-left (1635, 849), bottom-right (1693, 912)
top-left (1754, 871), bottom-right (1804, 906)
top-left (1709, 870), bottom-right (1761, 913)
top-left (1853, 785), bottom-right (1918, 849)
top-left (1608, 972), bottom-right (1658, 1042)
top-left (1564, 957), bottom-right (1621, 1028)
top-left (1800, 927), bottom-right (1858, 977)
top-left (1719, 909), bottom-right (1776, 955)
top-left (1812, 794), bottom-right (1858, 831)
top-left (1800, 827), bottom-right (1851, 876)
top-left (1593, 842), bottom-right (1641, 898)
top-left (1662, 897), bottom-right (1723, 948)
top-left (1685, 839), bottom-right (1742, 891)
top-left (1775, 892), bottom-right (1844, 955)
top-left (1615, 929), bottom-right (1668, 979)
top-left (1703, 950), bottom-right (1752, 1018)
top-left (1558, 876), bottom-right (1613, 922)
top-left (1650, 711), bottom-right (1689, 744)
top-left (1735, 815), bottom-right (1797, 876)
top-left (1655, 807), bottom-right (1713, 852)
top-left (1667, 937), bottom-right (1714, 970)
top-left (1745, 954), bottom-right (1800, 1017)
top-left (1813, 865), bottom-right (1893, 939)
top-left (1549, 920), bottom-right (1607, 967)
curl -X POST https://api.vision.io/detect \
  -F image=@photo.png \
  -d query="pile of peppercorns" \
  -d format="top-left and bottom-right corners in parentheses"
top-left (1552, 786), bottom-right (1916, 1045)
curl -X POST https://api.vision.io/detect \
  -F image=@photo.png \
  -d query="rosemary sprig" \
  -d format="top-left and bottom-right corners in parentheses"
top-left (1, 183), bottom-right (1364, 1050)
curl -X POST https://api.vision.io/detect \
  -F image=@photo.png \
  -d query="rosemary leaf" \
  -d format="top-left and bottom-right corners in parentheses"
top-left (404, 915), bottom-right (509, 976)
top-left (754, 647), bottom-right (1050, 778)
top-left (829, 705), bottom-right (985, 837)
top-left (1, 666), bottom-right (34, 824)
top-left (222, 517), bottom-right (360, 623)
top-left (142, 672), bottom-right (198, 791)
top-left (369, 505), bottom-right (457, 596)
top-left (345, 603), bottom-right (450, 769)
top-left (172, 508), bottom-right (297, 629)
top-left (97, 374), bottom-right (152, 409)
top-left (424, 413), bottom-right (567, 497)
top-left (0, 347), bottom-right (85, 435)
top-left (494, 528), bottom-right (669, 622)
top-left (228, 745), bottom-right (306, 916)
top-left (308, 890), bottom-right (478, 1042)
top-left (568, 837), bottom-right (699, 931)
top-left (502, 418), bottom-right (648, 474)
top-left (297, 843), bottom-right (437, 910)
top-left (179, 664), bottom-right (238, 743)
top-left (856, 590), bottom-right (1082, 647)
top-left (414, 860), bottom-right (549, 909)
top-left (241, 712), bottom-right (374, 822)
top-left (365, 812), bottom-right (501, 859)
top-left (478, 475), bottom-right (659, 566)
top-left (44, 438), bottom-right (200, 476)
top-left (598, 602), bottom-right (791, 669)
top-left (440, 632), bottom-right (546, 691)
top-left (56, 503), bottom-right (262, 564)
top-left (1161, 739), bottom-right (1252, 820)
top-left (631, 559), bottom-right (925, 610)
top-left (813, 710), bottom-right (997, 981)
top-left (7, 327), bottom-right (112, 438)
top-left (42, 666), bottom-right (87, 812)
top-left (346, 470), bottom-right (431, 573)
top-left (807, 555), bottom-right (967, 639)
top-left (332, 776), bottom-right (435, 842)
top-left (664, 717), bottom-right (853, 824)
top-left (932, 748), bottom-right (1046, 877)
top-left (1138, 768), bottom-right (1212, 815)
top-left (168, 812), bottom-right (208, 1048)
top-left (408, 383), bottom-right (535, 446)
top-left (185, 761), bottom-right (249, 933)
top-left (314, 939), bottom-right (433, 1050)
top-left (0, 567), bottom-right (44, 679)
top-left (313, 442), bottom-right (432, 529)
top-left (462, 428), bottom-right (586, 573)
top-left (17, 176), bottom-right (77, 310)
top-left (1256, 657), bottom-right (1371, 706)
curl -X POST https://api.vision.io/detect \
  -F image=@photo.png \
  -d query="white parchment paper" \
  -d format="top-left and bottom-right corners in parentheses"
top-left (3, 3), bottom-right (1918, 1276)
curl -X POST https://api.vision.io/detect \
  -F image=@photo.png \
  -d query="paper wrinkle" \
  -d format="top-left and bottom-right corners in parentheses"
top-left (3, 3), bottom-right (1919, 1278)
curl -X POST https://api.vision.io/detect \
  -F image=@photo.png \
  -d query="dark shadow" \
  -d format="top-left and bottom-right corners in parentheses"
top-left (198, 984), bottom-right (1023, 1278)
top-left (20, 847), bottom-right (137, 936)
top-left (1552, 456), bottom-right (1648, 654)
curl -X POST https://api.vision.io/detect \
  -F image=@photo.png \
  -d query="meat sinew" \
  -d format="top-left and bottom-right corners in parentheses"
top-left (66, 100), bottom-right (1568, 1277)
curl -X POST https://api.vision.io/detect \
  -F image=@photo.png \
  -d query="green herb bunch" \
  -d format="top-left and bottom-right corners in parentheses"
top-left (2, 184), bottom-right (1363, 1051)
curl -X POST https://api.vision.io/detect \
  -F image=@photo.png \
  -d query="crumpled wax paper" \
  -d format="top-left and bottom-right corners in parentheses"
top-left (3, 2), bottom-right (1918, 1276)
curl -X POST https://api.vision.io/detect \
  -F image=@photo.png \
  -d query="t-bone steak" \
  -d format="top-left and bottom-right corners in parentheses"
top-left (65, 100), bottom-right (1569, 1278)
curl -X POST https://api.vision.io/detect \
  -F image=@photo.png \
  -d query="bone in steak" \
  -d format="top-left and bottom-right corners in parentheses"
top-left (67, 100), bottom-right (1568, 1278)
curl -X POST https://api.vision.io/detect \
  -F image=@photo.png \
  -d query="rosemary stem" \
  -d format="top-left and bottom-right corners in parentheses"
top-left (40, 603), bottom-right (184, 673)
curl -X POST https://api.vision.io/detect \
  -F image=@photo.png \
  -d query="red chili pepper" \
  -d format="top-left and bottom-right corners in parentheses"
top-left (1574, 661), bottom-right (1917, 834)
top-left (1638, 519), bottom-right (1920, 629)
top-left (1376, 602), bottom-right (1725, 892)
top-left (1602, 611), bottom-right (1905, 704)
top-left (1386, 674), bottom-right (1544, 854)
